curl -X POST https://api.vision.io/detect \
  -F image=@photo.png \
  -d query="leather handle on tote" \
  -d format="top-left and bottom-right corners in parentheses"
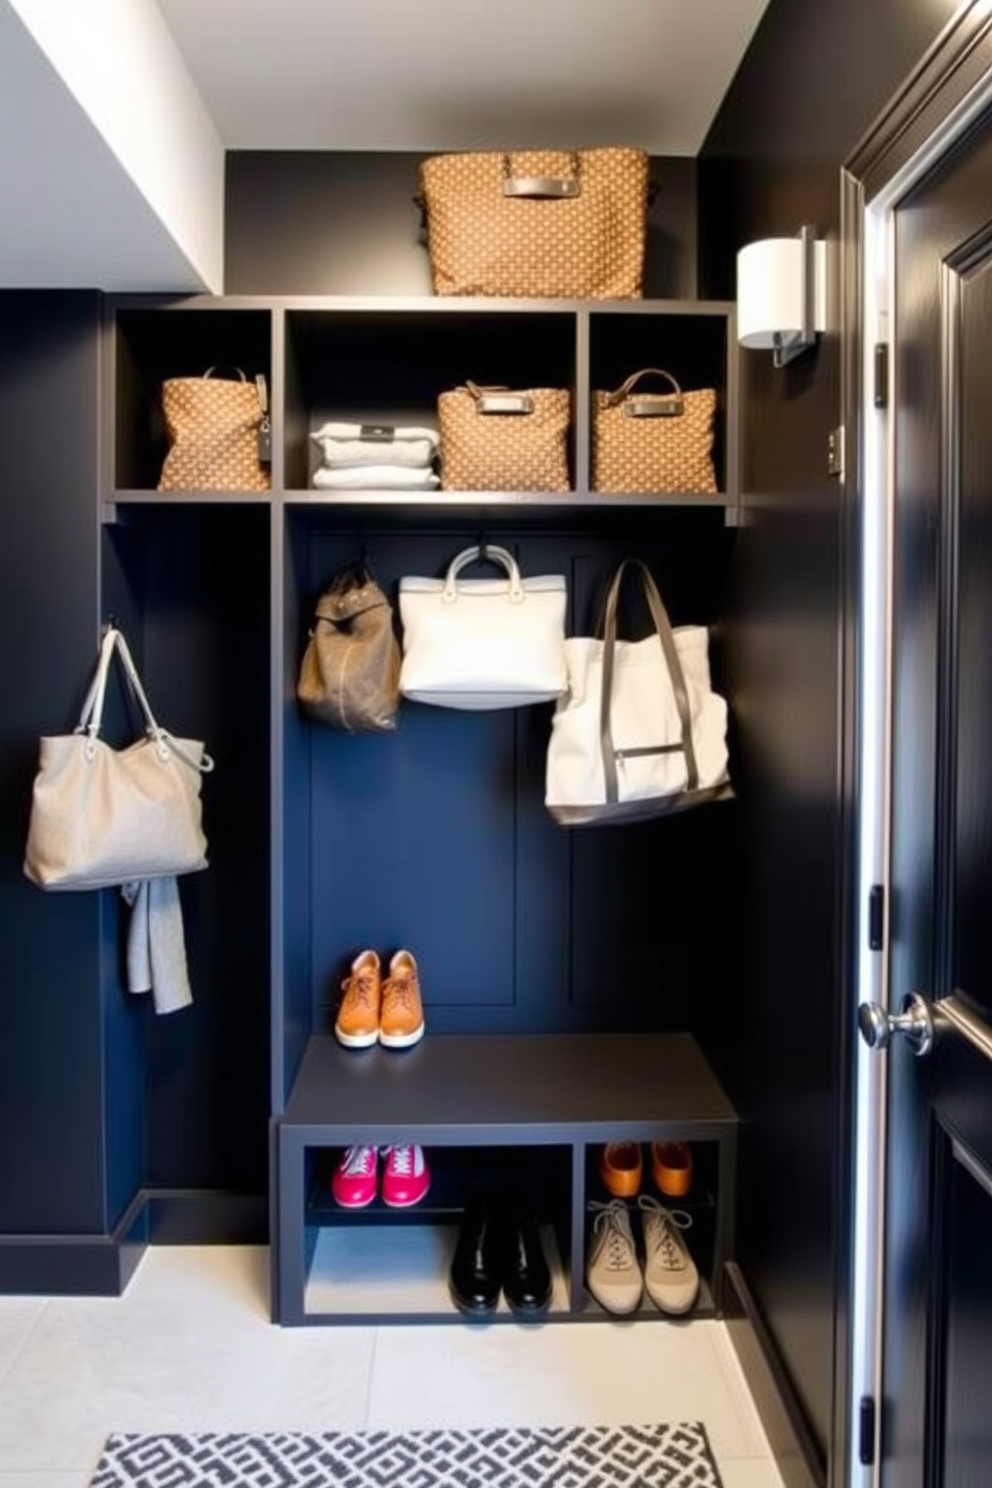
top-left (598, 560), bottom-right (699, 804)
top-left (501, 151), bottom-right (581, 199)
top-left (603, 368), bottom-right (684, 418)
top-left (463, 381), bottom-right (535, 415)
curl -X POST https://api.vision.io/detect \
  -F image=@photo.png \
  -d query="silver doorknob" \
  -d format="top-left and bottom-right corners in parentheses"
top-left (858, 992), bottom-right (934, 1056)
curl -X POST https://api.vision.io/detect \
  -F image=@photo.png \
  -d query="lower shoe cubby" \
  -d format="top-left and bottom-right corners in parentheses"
top-left (298, 1144), bottom-right (573, 1322)
top-left (580, 1141), bottom-right (722, 1320)
top-left (274, 1032), bottom-right (738, 1326)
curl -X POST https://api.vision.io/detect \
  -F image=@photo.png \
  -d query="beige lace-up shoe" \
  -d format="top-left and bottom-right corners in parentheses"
top-left (586, 1199), bottom-right (643, 1314)
top-left (334, 950), bottom-right (381, 1048)
top-left (638, 1195), bottom-right (699, 1314)
top-left (379, 950), bottom-right (426, 1048)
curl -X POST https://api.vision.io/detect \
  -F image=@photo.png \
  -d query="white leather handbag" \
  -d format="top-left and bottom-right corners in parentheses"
top-left (545, 559), bottom-right (731, 824)
top-left (399, 543), bottom-right (567, 709)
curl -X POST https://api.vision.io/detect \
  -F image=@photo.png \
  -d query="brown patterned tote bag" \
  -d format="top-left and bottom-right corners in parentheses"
top-left (591, 369), bottom-right (718, 495)
top-left (438, 382), bottom-right (571, 491)
top-left (158, 368), bottom-right (270, 492)
top-left (418, 148), bottom-right (649, 299)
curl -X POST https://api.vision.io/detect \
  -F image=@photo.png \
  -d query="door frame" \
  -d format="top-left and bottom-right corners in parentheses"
top-left (840, 7), bottom-right (992, 1488)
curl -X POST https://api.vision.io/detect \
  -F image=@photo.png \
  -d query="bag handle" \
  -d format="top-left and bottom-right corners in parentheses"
top-left (501, 151), bottom-right (581, 200)
top-left (75, 628), bottom-right (214, 773)
top-left (601, 368), bottom-right (684, 416)
top-left (462, 381), bottom-right (535, 416)
top-left (598, 561), bottom-right (699, 803)
top-left (442, 543), bottom-right (525, 604)
top-left (202, 366), bottom-right (248, 382)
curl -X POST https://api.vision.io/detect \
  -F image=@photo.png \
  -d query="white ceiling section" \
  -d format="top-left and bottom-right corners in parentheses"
top-left (0, 0), bottom-right (773, 291)
top-left (0, 0), bottom-right (223, 290)
top-left (155, 0), bottom-right (772, 156)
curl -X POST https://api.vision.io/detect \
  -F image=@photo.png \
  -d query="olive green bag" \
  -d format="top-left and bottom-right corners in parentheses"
top-left (297, 564), bottom-right (401, 734)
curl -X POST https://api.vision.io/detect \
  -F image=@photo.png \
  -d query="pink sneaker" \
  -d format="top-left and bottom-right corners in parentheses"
top-left (381, 1145), bottom-right (430, 1208)
top-left (331, 1145), bottom-right (378, 1208)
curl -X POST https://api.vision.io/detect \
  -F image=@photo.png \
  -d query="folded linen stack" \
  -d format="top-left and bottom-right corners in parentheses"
top-left (311, 422), bottom-right (440, 490)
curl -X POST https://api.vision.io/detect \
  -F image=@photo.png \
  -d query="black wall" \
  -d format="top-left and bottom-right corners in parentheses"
top-left (698, 0), bottom-right (953, 1464)
top-left (225, 152), bottom-right (701, 299)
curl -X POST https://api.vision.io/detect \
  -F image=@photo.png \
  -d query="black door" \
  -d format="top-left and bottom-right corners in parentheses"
top-left (879, 105), bottom-right (992, 1486)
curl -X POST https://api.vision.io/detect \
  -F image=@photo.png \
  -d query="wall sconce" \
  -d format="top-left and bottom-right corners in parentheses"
top-left (736, 225), bottom-right (826, 369)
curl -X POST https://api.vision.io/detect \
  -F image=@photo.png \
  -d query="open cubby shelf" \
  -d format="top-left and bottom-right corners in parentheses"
top-left (106, 294), bottom-right (739, 523)
top-left (104, 288), bottom-right (741, 1326)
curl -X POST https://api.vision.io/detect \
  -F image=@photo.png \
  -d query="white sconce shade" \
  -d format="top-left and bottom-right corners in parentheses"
top-left (736, 226), bottom-right (826, 367)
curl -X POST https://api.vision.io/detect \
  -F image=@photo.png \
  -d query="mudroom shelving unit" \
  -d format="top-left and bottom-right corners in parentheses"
top-left (101, 291), bottom-right (741, 1326)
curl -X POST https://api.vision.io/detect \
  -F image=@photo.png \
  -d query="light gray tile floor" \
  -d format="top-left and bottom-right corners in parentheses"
top-left (0, 1247), bottom-right (785, 1488)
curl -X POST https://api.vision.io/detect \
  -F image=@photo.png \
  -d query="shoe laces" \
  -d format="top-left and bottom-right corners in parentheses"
top-left (340, 1145), bottom-right (376, 1177)
top-left (588, 1199), bottom-right (636, 1271)
top-left (383, 1144), bottom-right (418, 1175)
top-left (344, 969), bottom-right (377, 1012)
top-left (638, 1196), bottom-right (691, 1270)
top-left (383, 973), bottom-right (418, 1013)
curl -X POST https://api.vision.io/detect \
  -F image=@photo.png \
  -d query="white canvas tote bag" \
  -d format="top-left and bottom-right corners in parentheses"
top-left (545, 559), bottom-right (731, 825)
top-left (399, 543), bottom-right (567, 710)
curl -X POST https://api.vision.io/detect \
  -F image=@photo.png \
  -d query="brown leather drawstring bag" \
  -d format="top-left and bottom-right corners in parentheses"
top-left (297, 564), bottom-right (401, 734)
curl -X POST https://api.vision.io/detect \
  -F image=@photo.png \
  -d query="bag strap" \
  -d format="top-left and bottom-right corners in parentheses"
top-left (601, 368), bottom-right (683, 408)
top-left (75, 627), bottom-right (214, 773)
top-left (75, 626), bottom-right (119, 742)
top-left (598, 561), bottom-right (699, 803)
top-left (443, 544), bottom-right (524, 604)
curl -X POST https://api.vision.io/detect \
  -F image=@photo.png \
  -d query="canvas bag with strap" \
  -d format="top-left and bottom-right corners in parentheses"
top-left (545, 559), bottom-right (732, 825)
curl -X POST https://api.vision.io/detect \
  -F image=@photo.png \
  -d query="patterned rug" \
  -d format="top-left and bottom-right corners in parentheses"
top-left (88, 1422), bottom-right (724, 1487)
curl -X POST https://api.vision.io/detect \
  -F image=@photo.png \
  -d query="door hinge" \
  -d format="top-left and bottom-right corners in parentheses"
top-left (859, 1395), bottom-right (877, 1466)
top-left (868, 884), bottom-right (886, 952)
top-left (874, 343), bottom-right (889, 408)
top-left (828, 425), bottom-right (845, 479)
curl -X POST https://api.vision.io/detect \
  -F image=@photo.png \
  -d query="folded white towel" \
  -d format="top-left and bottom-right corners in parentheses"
top-left (311, 422), bottom-right (439, 469)
top-left (313, 465), bottom-right (441, 490)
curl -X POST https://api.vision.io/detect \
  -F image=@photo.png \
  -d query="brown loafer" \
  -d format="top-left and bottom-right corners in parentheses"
top-left (650, 1140), bottom-right (693, 1198)
top-left (599, 1141), bottom-right (643, 1198)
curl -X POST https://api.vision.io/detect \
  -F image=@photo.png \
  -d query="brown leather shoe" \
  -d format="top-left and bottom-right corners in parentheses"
top-left (650, 1140), bottom-right (693, 1198)
top-left (334, 950), bottom-right (381, 1049)
top-left (599, 1141), bottom-right (643, 1198)
top-left (380, 950), bottom-right (425, 1048)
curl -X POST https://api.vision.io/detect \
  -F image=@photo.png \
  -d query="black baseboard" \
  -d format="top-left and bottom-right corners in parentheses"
top-left (0, 1189), bottom-right (266, 1297)
top-left (723, 1263), bottom-right (826, 1488)
top-left (0, 1188), bottom-right (148, 1297)
top-left (144, 1189), bottom-right (268, 1245)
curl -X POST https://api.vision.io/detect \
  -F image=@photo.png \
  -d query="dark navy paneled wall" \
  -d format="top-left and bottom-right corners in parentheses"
top-left (0, 293), bottom-right (108, 1235)
top-left (103, 510), bottom-right (272, 1200)
top-left (296, 518), bottom-right (736, 1038)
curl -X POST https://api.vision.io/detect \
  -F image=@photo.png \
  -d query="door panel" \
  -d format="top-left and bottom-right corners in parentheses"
top-left (955, 254), bottom-right (992, 1027)
top-left (884, 107), bottom-right (992, 1487)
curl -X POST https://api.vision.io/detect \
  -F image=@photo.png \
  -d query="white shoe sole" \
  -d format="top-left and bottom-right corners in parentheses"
top-left (334, 1027), bottom-right (379, 1049)
top-left (379, 1024), bottom-right (425, 1049)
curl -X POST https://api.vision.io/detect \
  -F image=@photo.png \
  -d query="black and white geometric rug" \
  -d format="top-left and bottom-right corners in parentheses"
top-left (88, 1422), bottom-right (725, 1487)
